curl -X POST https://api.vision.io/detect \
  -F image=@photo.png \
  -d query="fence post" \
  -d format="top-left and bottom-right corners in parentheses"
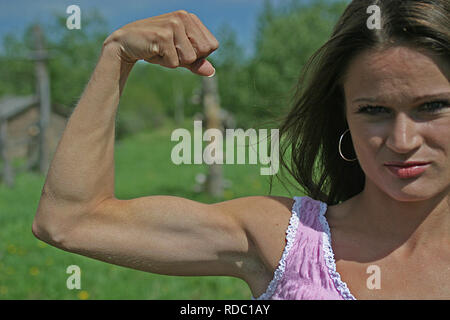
top-left (202, 75), bottom-right (223, 198)
top-left (0, 118), bottom-right (15, 187)
top-left (32, 25), bottom-right (51, 175)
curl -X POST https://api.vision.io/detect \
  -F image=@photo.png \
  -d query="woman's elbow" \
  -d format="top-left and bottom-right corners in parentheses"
top-left (31, 213), bottom-right (73, 250)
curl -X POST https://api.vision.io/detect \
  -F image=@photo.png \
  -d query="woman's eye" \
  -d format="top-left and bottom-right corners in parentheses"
top-left (357, 105), bottom-right (388, 115)
top-left (421, 100), bottom-right (449, 113)
top-left (356, 100), bottom-right (449, 116)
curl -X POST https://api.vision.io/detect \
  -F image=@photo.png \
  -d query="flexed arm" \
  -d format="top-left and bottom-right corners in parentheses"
top-left (32, 10), bottom-right (219, 243)
top-left (31, 11), bottom-right (293, 292)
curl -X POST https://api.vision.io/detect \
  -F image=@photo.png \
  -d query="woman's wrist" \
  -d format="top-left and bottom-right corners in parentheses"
top-left (102, 30), bottom-right (138, 67)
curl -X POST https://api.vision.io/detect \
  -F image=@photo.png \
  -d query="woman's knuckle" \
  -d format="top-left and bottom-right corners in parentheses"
top-left (111, 28), bottom-right (126, 41)
top-left (211, 39), bottom-right (219, 50)
top-left (197, 43), bottom-right (209, 54)
top-left (169, 60), bottom-right (180, 68)
top-left (175, 10), bottom-right (189, 18)
top-left (183, 54), bottom-right (197, 64)
top-left (149, 41), bottom-right (160, 55)
top-left (158, 29), bottom-right (173, 41)
top-left (165, 54), bottom-right (179, 68)
top-left (168, 17), bottom-right (181, 28)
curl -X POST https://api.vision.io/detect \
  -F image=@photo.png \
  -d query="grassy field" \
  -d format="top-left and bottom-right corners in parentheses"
top-left (0, 118), bottom-right (300, 300)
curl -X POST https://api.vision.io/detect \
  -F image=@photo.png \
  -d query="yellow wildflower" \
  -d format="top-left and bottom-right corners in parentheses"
top-left (30, 266), bottom-right (39, 276)
top-left (78, 290), bottom-right (89, 300)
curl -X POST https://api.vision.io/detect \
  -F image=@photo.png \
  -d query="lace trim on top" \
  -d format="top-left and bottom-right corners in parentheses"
top-left (252, 196), bottom-right (302, 300)
top-left (317, 201), bottom-right (357, 300)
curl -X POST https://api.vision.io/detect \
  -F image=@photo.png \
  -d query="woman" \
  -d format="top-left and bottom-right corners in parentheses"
top-left (32, 0), bottom-right (449, 300)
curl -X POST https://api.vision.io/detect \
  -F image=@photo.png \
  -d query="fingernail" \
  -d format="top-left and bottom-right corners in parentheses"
top-left (208, 68), bottom-right (216, 78)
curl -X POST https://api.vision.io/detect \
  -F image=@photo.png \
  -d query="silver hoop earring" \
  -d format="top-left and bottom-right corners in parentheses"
top-left (339, 129), bottom-right (357, 162)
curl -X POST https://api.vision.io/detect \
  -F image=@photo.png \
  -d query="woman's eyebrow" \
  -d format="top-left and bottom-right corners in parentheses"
top-left (352, 92), bottom-right (450, 104)
top-left (352, 97), bottom-right (379, 104)
top-left (410, 92), bottom-right (450, 103)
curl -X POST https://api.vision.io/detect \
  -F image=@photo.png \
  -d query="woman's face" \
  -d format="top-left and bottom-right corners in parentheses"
top-left (343, 45), bottom-right (450, 201)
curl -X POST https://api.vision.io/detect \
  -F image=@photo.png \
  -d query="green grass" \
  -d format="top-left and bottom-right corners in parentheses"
top-left (0, 118), bottom-right (299, 300)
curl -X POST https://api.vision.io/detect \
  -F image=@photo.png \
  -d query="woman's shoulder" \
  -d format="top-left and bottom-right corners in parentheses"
top-left (216, 195), bottom-right (295, 246)
top-left (223, 197), bottom-right (317, 266)
top-left (226, 194), bottom-right (325, 235)
top-left (215, 195), bottom-right (296, 223)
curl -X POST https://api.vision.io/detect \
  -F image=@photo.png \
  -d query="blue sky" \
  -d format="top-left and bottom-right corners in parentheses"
top-left (0, 0), bottom-right (286, 57)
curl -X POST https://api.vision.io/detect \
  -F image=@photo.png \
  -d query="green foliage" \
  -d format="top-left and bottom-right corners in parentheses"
top-left (252, 0), bottom-right (348, 121)
top-left (0, 34), bottom-right (34, 98)
top-left (0, 9), bottom-right (108, 109)
top-left (47, 10), bottom-right (109, 108)
top-left (209, 24), bottom-right (254, 127)
top-left (211, 0), bottom-right (348, 129)
top-left (117, 64), bottom-right (201, 138)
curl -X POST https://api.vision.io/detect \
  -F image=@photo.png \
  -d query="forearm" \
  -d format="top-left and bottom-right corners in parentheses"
top-left (36, 41), bottom-right (134, 222)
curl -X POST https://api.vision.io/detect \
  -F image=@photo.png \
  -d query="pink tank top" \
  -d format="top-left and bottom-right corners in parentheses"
top-left (252, 196), bottom-right (357, 300)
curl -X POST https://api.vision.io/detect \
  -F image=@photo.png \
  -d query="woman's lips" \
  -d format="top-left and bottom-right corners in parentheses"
top-left (384, 163), bottom-right (431, 179)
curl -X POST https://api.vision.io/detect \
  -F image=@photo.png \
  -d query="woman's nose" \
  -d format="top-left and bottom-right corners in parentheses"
top-left (385, 112), bottom-right (422, 154)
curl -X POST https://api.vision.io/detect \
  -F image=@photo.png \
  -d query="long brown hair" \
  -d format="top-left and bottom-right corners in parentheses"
top-left (270, 0), bottom-right (450, 205)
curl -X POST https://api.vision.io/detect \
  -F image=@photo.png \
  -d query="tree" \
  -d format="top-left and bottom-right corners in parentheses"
top-left (249, 0), bottom-right (348, 127)
top-left (210, 0), bottom-right (348, 129)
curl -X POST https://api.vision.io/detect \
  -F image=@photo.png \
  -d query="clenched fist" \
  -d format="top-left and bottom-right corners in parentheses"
top-left (104, 10), bottom-right (219, 77)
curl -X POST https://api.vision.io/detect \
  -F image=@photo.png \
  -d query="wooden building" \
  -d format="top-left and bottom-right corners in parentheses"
top-left (0, 95), bottom-right (68, 187)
